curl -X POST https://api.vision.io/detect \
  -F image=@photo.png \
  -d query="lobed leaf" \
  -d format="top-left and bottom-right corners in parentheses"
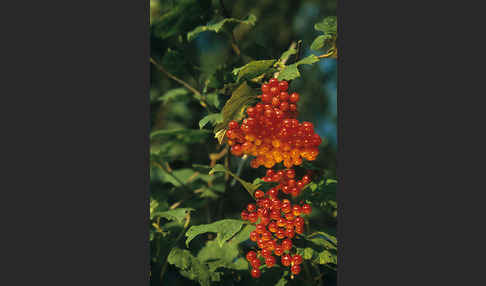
top-left (277, 54), bottom-right (320, 81)
top-left (199, 113), bottom-right (223, 129)
top-left (167, 247), bottom-right (220, 286)
top-left (213, 82), bottom-right (257, 143)
top-left (185, 219), bottom-right (246, 247)
top-left (151, 208), bottom-right (194, 223)
top-left (232, 59), bottom-right (276, 82)
top-left (187, 14), bottom-right (257, 41)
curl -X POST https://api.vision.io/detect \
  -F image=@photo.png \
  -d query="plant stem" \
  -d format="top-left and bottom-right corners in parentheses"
top-left (149, 57), bottom-right (208, 108)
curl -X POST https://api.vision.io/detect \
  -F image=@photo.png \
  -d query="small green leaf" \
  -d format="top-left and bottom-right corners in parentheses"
top-left (187, 14), bottom-right (257, 41)
top-left (151, 208), bottom-right (194, 223)
top-left (185, 219), bottom-right (245, 247)
top-left (210, 164), bottom-right (261, 196)
top-left (199, 113), bottom-right (223, 129)
top-left (232, 59), bottom-right (276, 82)
top-left (310, 34), bottom-right (333, 51)
top-left (213, 82), bottom-right (257, 143)
top-left (277, 54), bottom-right (320, 81)
top-left (279, 46), bottom-right (298, 63)
top-left (156, 88), bottom-right (189, 104)
top-left (317, 250), bottom-right (337, 265)
top-left (167, 247), bottom-right (220, 286)
top-left (205, 93), bottom-right (220, 108)
top-left (315, 16), bottom-right (337, 34)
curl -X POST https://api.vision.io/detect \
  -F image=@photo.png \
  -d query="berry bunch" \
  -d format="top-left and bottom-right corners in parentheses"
top-left (261, 169), bottom-right (312, 197)
top-left (226, 78), bottom-right (322, 279)
top-left (226, 78), bottom-right (322, 169)
top-left (241, 186), bottom-right (312, 277)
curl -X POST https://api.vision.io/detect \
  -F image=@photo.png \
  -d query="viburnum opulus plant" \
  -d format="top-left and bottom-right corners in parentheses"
top-left (226, 78), bottom-right (322, 279)
top-left (150, 1), bottom-right (337, 284)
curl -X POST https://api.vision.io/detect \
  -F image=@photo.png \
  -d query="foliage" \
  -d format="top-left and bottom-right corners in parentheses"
top-left (150, 0), bottom-right (337, 285)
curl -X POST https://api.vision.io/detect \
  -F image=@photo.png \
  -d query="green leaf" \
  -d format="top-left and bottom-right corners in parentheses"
top-left (156, 88), bottom-right (189, 104)
top-left (197, 225), bottom-right (254, 271)
top-left (317, 250), bottom-right (337, 265)
top-left (213, 81), bottom-right (257, 143)
top-left (206, 93), bottom-right (221, 109)
top-left (209, 164), bottom-right (261, 196)
top-left (310, 34), bottom-right (333, 51)
top-left (151, 208), bottom-right (194, 223)
top-left (150, 0), bottom-right (212, 40)
top-left (315, 16), bottom-right (337, 34)
top-left (167, 247), bottom-right (220, 286)
top-left (308, 231), bottom-right (338, 246)
top-left (187, 14), bottom-right (257, 41)
top-left (311, 16), bottom-right (338, 53)
top-left (199, 113), bottom-right (223, 129)
top-left (232, 59), bottom-right (276, 82)
top-left (279, 46), bottom-right (298, 63)
top-left (277, 54), bottom-right (320, 81)
top-left (185, 219), bottom-right (245, 247)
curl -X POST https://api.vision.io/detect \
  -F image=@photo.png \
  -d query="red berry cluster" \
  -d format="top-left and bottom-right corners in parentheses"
top-left (226, 78), bottom-right (322, 279)
top-left (226, 78), bottom-right (322, 169)
top-left (241, 188), bottom-right (312, 278)
top-left (261, 169), bottom-right (312, 197)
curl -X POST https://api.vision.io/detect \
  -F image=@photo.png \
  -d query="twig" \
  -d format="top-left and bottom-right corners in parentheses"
top-left (317, 49), bottom-right (336, 59)
top-left (149, 57), bottom-right (208, 108)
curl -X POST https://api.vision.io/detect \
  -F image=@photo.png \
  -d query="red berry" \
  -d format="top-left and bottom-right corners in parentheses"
top-left (279, 91), bottom-right (289, 101)
top-left (246, 251), bottom-right (257, 261)
top-left (291, 264), bottom-right (301, 275)
top-left (241, 210), bottom-right (249, 220)
top-left (276, 228), bottom-right (286, 239)
top-left (268, 188), bottom-right (278, 198)
top-left (248, 212), bottom-right (258, 223)
top-left (267, 223), bottom-right (277, 233)
top-left (247, 204), bottom-right (256, 212)
top-left (281, 254), bottom-right (292, 266)
top-left (278, 81), bottom-right (288, 91)
top-left (272, 96), bottom-right (280, 107)
top-left (261, 83), bottom-right (270, 94)
top-left (251, 267), bottom-right (261, 278)
top-left (261, 248), bottom-right (272, 258)
top-left (292, 254), bottom-right (303, 265)
top-left (256, 224), bottom-right (266, 234)
top-left (285, 228), bottom-right (295, 239)
top-left (301, 175), bottom-right (311, 185)
top-left (289, 92), bottom-right (300, 103)
top-left (254, 189), bottom-right (264, 199)
top-left (302, 204), bottom-right (312, 215)
top-left (279, 101), bottom-right (289, 111)
top-left (246, 106), bottom-right (256, 117)
top-left (268, 78), bottom-right (279, 87)
top-left (265, 256), bottom-right (276, 267)
top-left (282, 239), bottom-right (292, 251)
top-left (270, 86), bottom-right (279, 96)
top-left (231, 144), bottom-right (243, 156)
top-left (292, 205), bottom-right (302, 216)
top-left (289, 103), bottom-right (297, 112)
top-left (261, 93), bottom-right (272, 103)
top-left (251, 258), bottom-right (261, 268)
top-left (262, 231), bottom-right (272, 241)
top-left (294, 216), bottom-right (305, 227)
top-left (228, 120), bottom-right (239, 129)
top-left (250, 231), bottom-right (259, 241)
top-left (274, 245), bottom-right (283, 256)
